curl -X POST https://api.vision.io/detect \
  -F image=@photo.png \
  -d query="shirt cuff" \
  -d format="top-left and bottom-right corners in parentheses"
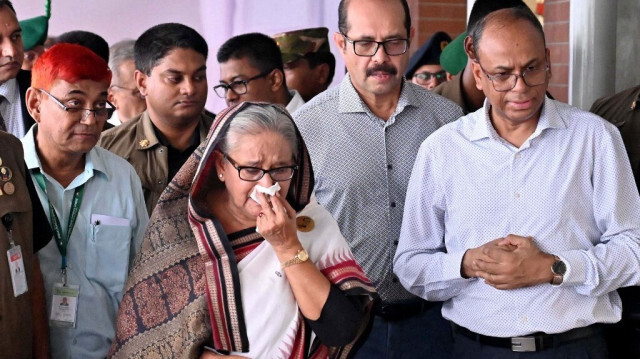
top-left (557, 250), bottom-right (587, 286)
top-left (443, 250), bottom-right (469, 280)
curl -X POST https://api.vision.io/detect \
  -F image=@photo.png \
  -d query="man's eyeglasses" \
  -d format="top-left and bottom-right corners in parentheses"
top-left (413, 70), bottom-right (447, 83)
top-left (474, 59), bottom-right (549, 92)
top-left (213, 70), bottom-right (272, 98)
top-left (341, 33), bottom-right (409, 57)
top-left (37, 88), bottom-right (114, 121)
top-left (110, 84), bottom-right (144, 99)
top-left (225, 154), bottom-right (297, 182)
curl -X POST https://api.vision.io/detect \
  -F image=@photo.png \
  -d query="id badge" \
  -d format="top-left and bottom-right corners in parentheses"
top-left (50, 283), bottom-right (79, 328)
top-left (6, 245), bottom-right (27, 297)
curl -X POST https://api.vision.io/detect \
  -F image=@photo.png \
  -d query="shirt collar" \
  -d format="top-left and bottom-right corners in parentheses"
top-left (136, 111), bottom-right (161, 150)
top-left (338, 74), bottom-right (418, 116)
top-left (136, 110), bottom-right (211, 151)
top-left (22, 124), bottom-right (109, 183)
top-left (286, 89), bottom-right (306, 113)
top-left (469, 96), bottom-right (566, 142)
top-left (0, 78), bottom-right (19, 104)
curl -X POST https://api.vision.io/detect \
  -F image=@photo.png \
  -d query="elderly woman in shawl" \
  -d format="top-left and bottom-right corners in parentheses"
top-left (109, 102), bottom-right (376, 359)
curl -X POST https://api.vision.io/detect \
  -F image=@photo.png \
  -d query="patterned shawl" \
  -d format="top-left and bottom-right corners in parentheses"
top-left (109, 102), bottom-right (375, 359)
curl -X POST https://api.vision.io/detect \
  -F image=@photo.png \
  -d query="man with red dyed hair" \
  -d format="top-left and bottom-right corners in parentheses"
top-left (21, 43), bottom-right (149, 358)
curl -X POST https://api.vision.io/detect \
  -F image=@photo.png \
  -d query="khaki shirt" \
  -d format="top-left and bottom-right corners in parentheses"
top-left (591, 85), bottom-right (640, 192)
top-left (99, 111), bottom-right (213, 215)
top-left (0, 132), bottom-right (35, 358)
top-left (432, 71), bottom-right (472, 115)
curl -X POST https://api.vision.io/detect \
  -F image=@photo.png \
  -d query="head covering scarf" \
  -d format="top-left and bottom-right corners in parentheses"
top-left (109, 102), bottom-right (375, 359)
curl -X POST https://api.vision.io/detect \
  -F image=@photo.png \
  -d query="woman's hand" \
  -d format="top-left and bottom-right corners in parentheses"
top-left (255, 191), bottom-right (299, 251)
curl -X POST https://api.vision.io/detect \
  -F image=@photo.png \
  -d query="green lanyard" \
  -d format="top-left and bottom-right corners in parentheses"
top-left (33, 171), bottom-right (85, 285)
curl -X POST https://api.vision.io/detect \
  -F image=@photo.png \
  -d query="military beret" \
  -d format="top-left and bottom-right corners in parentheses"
top-left (405, 31), bottom-right (451, 78)
top-left (273, 27), bottom-right (330, 64)
top-left (439, 32), bottom-right (467, 76)
top-left (19, 0), bottom-right (51, 51)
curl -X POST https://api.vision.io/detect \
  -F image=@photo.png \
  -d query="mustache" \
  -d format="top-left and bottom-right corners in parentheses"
top-left (366, 64), bottom-right (398, 77)
top-left (0, 57), bottom-right (16, 66)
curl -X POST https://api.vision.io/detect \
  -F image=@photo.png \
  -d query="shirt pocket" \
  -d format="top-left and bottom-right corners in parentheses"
top-left (86, 224), bottom-right (132, 294)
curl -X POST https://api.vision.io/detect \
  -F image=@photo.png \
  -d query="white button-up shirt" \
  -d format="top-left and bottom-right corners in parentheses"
top-left (394, 97), bottom-right (640, 336)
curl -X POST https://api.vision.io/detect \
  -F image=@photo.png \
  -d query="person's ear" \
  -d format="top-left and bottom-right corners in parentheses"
top-left (315, 63), bottom-right (330, 86)
top-left (545, 48), bottom-right (552, 79)
top-left (464, 35), bottom-right (475, 60)
top-left (107, 88), bottom-right (118, 109)
top-left (333, 32), bottom-right (346, 53)
top-left (25, 87), bottom-right (42, 123)
top-left (408, 26), bottom-right (416, 46)
top-left (270, 69), bottom-right (285, 92)
top-left (213, 150), bottom-right (227, 181)
top-left (134, 70), bottom-right (148, 97)
top-left (471, 60), bottom-right (484, 92)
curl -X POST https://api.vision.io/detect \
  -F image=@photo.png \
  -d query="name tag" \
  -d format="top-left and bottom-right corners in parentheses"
top-left (50, 283), bottom-right (79, 328)
top-left (6, 245), bottom-right (27, 297)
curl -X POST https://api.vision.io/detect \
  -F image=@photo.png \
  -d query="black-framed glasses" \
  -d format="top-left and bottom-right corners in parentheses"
top-left (213, 70), bottom-right (272, 98)
top-left (110, 84), bottom-right (145, 99)
top-left (37, 88), bottom-right (114, 120)
top-left (225, 154), bottom-right (297, 182)
top-left (413, 70), bottom-right (447, 83)
top-left (474, 59), bottom-right (549, 92)
top-left (341, 33), bottom-right (409, 57)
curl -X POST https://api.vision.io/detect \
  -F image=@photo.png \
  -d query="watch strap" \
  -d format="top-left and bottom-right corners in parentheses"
top-left (280, 249), bottom-right (309, 269)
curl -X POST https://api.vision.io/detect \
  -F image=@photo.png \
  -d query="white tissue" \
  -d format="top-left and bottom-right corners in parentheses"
top-left (249, 182), bottom-right (281, 203)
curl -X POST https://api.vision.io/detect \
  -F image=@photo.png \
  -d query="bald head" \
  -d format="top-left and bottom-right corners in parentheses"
top-left (470, 7), bottom-right (545, 58)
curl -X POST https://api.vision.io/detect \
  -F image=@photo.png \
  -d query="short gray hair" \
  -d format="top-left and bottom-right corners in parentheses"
top-left (109, 39), bottom-right (136, 84)
top-left (218, 104), bottom-right (298, 161)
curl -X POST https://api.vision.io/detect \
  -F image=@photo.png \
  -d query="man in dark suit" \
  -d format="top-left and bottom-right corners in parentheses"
top-left (0, 1), bottom-right (34, 138)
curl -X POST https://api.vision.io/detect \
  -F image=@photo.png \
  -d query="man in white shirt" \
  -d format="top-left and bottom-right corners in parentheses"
top-left (215, 33), bottom-right (305, 114)
top-left (394, 7), bottom-right (640, 358)
top-left (107, 40), bottom-right (146, 126)
top-left (22, 42), bottom-right (148, 358)
top-left (0, 1), bottom-right (33, 138)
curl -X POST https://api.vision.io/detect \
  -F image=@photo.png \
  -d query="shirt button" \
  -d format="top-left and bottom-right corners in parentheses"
top-left (157, 180), bottom-right (163, 184)
top-left (514, 193), bottom-right (520, 198)
top-left (387, 164), bottom-right (393, 170)
top-left (515, 153), bottom-right (521, 159)
top-left (390, 202), bottom-right (396, 208)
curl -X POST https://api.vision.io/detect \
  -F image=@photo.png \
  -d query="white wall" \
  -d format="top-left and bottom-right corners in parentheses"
top-left (15, 0), bottom-right (344, 113)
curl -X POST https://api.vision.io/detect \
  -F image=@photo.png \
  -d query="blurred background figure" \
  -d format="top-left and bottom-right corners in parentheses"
top-left (405, 31), bottom-right (451, 90)
top-left (19, 0), bottom-right (50, 71)
top-left (273, 27), bottom-right (336, 103)
top-left (107, 40), bottom-right (146, 126)
top-left (216, 32), bottom-right (305, 112)
top-left (54, 30), bottom-right (109, 63)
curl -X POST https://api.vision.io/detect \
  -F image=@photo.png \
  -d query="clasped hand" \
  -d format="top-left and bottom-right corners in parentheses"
top-left (461, 234), bottom-right (555, 290)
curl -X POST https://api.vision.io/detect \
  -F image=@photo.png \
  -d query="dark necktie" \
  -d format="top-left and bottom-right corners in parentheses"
top-left (0, 96), bottom-right (6, 132)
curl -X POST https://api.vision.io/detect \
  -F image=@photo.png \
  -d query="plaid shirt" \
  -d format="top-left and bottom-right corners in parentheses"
top-left (294, 75), bottom-right (462, 302)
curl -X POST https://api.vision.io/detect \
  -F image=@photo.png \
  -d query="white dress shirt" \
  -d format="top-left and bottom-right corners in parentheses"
top-left (0, 78), bottom-right (26, 138)
top-left (394, 97), bottom-right (640, 336)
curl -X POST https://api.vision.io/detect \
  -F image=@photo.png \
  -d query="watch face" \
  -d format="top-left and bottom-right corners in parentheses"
top-left (298, 250), bottom-right (309, 261)
top-left (552, 260), bottom-right (567, 275)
